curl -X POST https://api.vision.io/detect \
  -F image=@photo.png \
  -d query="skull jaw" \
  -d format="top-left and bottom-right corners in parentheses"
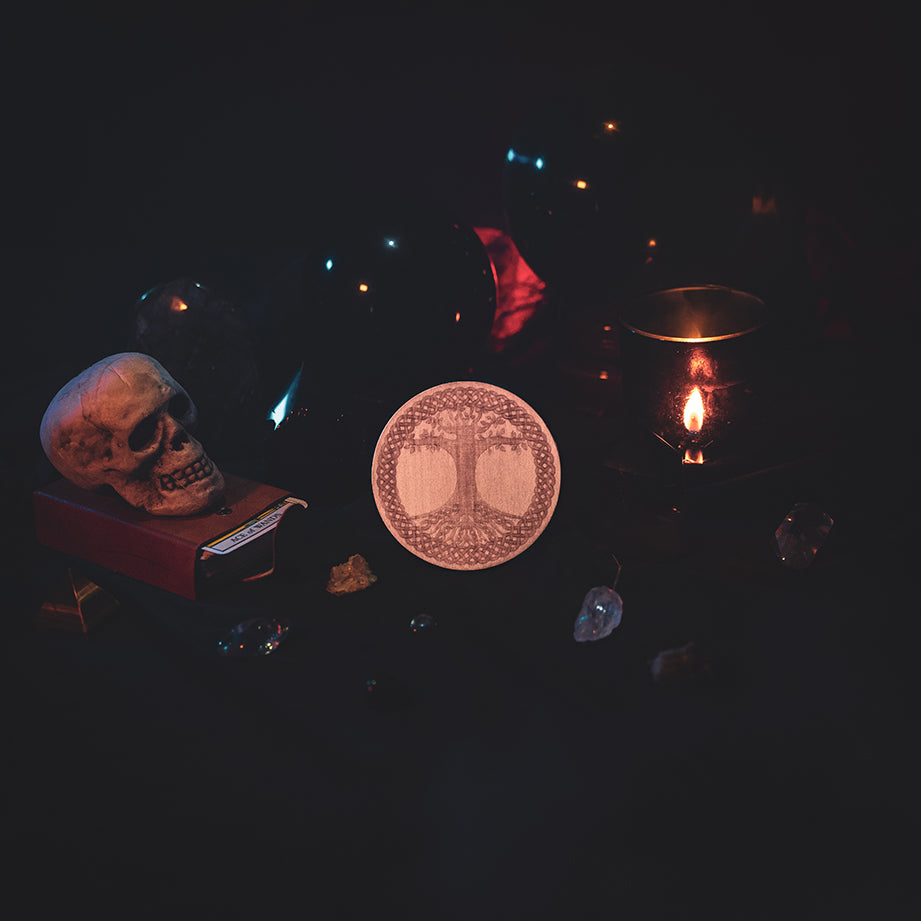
top-left (120, 467), bottom-right (226, 516)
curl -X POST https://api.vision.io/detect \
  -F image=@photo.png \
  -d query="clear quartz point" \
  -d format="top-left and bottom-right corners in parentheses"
top-left (574, 586), bottom-right (623, 642)
top-left (217, 616), bottom-right (291, 657)
top-left (773, 502), bottom-right (833, 570)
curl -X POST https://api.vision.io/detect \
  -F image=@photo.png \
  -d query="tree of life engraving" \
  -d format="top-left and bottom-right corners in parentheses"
top-left (400, 405), bottom-right (533, 549)
top-left (373, 384), bottom-right (560, 569)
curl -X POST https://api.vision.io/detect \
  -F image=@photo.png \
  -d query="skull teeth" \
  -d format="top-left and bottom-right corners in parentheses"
top-left (160, 456), bottom-right (214, 491)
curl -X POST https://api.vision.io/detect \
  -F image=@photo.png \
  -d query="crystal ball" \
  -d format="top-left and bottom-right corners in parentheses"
top-left (255, 199), bottom-right (497, 408)
top-left (263, 400), bottom-right (388, 510)
top-left (132, 277), bottom-right (264, 456)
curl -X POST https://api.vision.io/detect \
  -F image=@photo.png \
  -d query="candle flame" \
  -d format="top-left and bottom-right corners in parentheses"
top-left (170, 297), bottom-right (189, 313)
top-left (683, 387), bottom-right (704, 433)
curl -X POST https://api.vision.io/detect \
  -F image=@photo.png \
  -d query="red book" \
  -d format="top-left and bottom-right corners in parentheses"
top-left (33, 473), bottom-right (307, 599)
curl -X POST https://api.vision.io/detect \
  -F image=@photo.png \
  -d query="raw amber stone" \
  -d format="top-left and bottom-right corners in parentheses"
top-left (326, 553), bottom-right (378, 595)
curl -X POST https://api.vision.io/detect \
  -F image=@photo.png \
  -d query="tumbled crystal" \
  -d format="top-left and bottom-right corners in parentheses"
top-left (573, 585), bottom-right (623, 642)
top-left (217, 616), bottom-right (291, 657)
top-left (773, 502), bottom-right (833, 570)
top-left (409, 614), bottom-right (437, 632)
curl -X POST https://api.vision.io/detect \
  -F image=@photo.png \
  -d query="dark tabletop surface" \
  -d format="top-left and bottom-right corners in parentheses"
top-left (3, 5), bottom-right (918, 919)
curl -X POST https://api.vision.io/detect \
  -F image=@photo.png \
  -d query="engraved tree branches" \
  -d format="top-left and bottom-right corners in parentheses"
top-left (402, 406), bottom-right (529, 548)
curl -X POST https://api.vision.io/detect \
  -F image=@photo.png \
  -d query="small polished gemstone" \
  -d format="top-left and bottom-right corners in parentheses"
top-left (773, 502), bottom-right (833, 570)
top-left (573, 586), bottom-right (623, 642)
top-left (409, 614), bottom-right (437, 632)
top-left (217, 617), bottom-right (291, 657)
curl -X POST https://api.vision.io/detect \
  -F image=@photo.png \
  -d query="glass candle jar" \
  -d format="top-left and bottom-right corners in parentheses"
top-left (618, 285), bottom-right (769, 464)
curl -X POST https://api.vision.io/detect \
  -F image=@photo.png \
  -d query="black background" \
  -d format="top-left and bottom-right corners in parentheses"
top-left (5, 3), bottom-right (918, 429)
top-left (3, 3), bottom-right (918, 919)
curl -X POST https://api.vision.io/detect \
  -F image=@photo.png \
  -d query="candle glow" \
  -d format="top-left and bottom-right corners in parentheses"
top-left (683, 387), bottom-right (704, 433)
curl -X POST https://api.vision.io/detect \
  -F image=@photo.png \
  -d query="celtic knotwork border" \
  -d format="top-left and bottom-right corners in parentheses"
top-left (374, 385), bottom-right (558, 568)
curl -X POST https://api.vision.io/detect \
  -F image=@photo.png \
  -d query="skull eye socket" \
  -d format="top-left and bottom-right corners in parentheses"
top-left (128, 415), bottom-right (159, 452)
top-left (169, 393), bottom-right (191, 420)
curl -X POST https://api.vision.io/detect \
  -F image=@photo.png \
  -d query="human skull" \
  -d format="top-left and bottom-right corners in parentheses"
top-left (40, 352), bottom-right (225, 516)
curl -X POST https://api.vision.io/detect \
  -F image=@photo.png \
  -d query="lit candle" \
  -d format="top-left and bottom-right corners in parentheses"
top-left (682, 387), bottom-right (705, 464)
top-left (617, 286), bottom-right (769, 466)
top-left (683, 386), bottom-right (704, 434)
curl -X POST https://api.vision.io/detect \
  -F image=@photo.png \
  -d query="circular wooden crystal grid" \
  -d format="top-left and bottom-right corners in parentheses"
top-left (372, 382), bottom-right (561, 570)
